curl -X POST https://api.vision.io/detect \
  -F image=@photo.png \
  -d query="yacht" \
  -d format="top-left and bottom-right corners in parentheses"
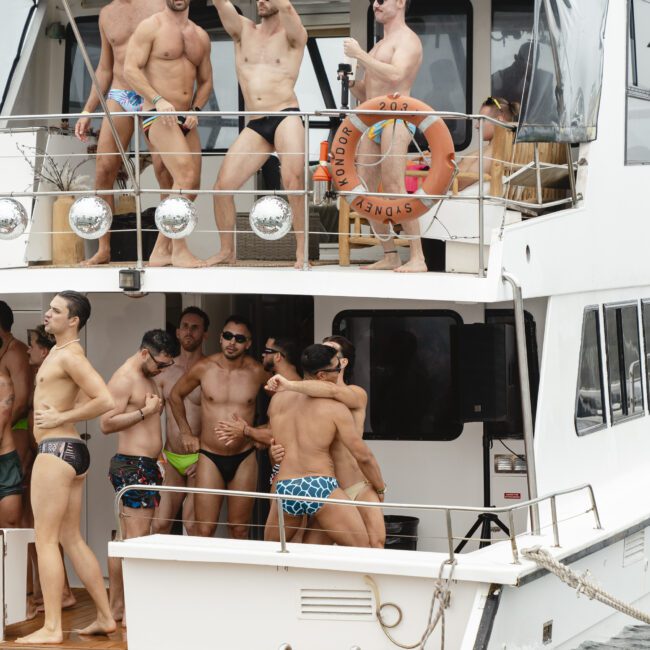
top-left (1, 0), bottom-right (649, 648)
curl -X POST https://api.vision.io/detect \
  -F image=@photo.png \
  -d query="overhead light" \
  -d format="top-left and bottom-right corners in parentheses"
top-left (119, 268), bottom-right (143, 293)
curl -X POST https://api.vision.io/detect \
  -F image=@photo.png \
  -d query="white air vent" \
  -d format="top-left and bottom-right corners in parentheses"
top-left (299, 588), bottom-right (374, 621)
top-left (623, 530), bottom-right (645, 567)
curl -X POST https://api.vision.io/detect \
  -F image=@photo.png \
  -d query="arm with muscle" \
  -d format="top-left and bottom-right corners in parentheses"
top-left (169, 366), bottom-right (202, 451)
top-left (212, 0), bottom-right (248, 41)
top-left (269, 0), bottom-right (307, 48)
top-left (5, 350), bottom-right (30, 425)
top-left (124, 18), bottom-right (164, 105)
top-left (101, 375), bottom-right (160, 434)
top-left (266, 374), bottom-right (367, 411)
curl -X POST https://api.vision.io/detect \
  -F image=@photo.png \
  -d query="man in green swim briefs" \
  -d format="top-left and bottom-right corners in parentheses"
top-left (153, 307), bottom-right (209, 536)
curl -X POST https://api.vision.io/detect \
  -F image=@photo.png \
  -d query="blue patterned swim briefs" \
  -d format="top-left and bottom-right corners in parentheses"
top-left (106, 89), bottom-right (144, 113)
top-left (275, 476), bottom-right (338, 516)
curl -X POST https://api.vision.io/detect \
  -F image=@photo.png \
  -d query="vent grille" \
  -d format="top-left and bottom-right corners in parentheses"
top-left (623, 531), bottom-right (645, 567)
top-left (299, 588), bottom-right (374, 621)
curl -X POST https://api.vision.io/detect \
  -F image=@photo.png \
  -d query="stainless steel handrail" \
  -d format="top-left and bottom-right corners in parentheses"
top-left (113, 482), bottom-right (602, 564)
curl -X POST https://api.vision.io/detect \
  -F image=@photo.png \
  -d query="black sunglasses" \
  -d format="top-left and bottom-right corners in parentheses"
top-left (263, 347), bottom-right (283, 355)
top-left (147, 349), bottom-right (174, 369)
top-left (369, 0), bottom-right (386, 4)
top-left (319, 362), bottom-right (342, 374)
top-left (222, 331), bottom-right (249, 344)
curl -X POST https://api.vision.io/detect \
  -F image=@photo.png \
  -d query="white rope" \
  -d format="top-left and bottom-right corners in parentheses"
top-left (364, 560), bottom-right (456, 649)
top-left (522, 546), bottom-right (650, 624)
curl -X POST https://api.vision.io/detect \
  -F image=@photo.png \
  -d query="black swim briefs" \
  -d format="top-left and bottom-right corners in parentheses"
top-left (246, 107), bottom-right (301, 146)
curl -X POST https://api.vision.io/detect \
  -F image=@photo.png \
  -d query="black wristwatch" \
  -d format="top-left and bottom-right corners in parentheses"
top-left (193, 106), bottom-right (202, 112)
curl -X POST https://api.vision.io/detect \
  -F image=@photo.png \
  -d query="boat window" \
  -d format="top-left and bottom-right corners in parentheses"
top-left (575, 307), bottom-right (606, 436)
top-left (626, 0), bottom-right (650, 163)
top-left (491, 0), bottom-right (534, 105)
top-left (333, 310), bottom-right (463, 441)
top-left (0, 0), bottom-right (39, 113)
top-left (604, 303), bottom-right (644, 424)
top-left (642, 301), bottom-right (650, 408)
top-left (369, 0), bottom-right (473, 150)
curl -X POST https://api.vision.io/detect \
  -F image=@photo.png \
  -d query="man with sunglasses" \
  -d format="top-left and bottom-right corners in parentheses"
top-left (343, 0), bottom-right (427, 273)
top-left (264, 344), bottom-right (386, 546)
top-left (266, 335), bottom-right (386, 548)
top-left (170, 315), bottom-right (268, 539)
top-left (101, 329), bottom-right (178, 623)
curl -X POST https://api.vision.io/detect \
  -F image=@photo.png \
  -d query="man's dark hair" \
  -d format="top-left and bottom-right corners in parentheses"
top-left (57, 291), bottom-right (91, 331)
top-left (272, 336), bottom-right (300, 371)
top-left (223, 314), bottom-right (252, 336)
top-left (0, 301), bottom-right (13, 333)
top-left (141, 329), bottom-right (179, 357)
top-left (180, 306), bottom-right (209, 331)
top-left (29, 325), bottom-right (55, 351)
top-left (323, 335), bottom-right (355, 383)
top-left (301, 344), bottom-right (337, 376)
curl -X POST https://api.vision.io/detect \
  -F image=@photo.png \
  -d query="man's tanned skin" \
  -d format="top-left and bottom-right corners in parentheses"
top-left (169, 318), bottom-right (268, 538)
top-left (0, 372), bottom-right (21, 528)
top-left (16, 293), bottom-right (115, 645)
top-left (344, 0), bottom-right (426, 273)
top-left (75, 0), bottom-right (171, 266)
top-left (208, 0), bottom-right (308, 268)
top-left (153, 309), bottom-right (208, 536)
top-left (125, 0), bottom-right (213, 268)
top-left (101, 331), bottom-right (174, 623)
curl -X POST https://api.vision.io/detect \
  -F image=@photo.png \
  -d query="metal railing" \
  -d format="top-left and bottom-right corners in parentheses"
top-left (113, 481), bottom-right (601, 565)
top-left (0, 107), bottom-right (579, 277)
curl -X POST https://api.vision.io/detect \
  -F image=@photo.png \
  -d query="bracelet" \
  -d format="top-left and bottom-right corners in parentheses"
top-left (152, 95), bottom-right (163, 106)
top-left (138, 409), bottom-right (145, 420)
top-left (243, 425), bottom-right (250, 438)
top-left (376, 484), bottom-right (387, 495)
top-left (193, 106), bottom-right (202, 112)
top-left (81, 110), bottom-right (91, 115)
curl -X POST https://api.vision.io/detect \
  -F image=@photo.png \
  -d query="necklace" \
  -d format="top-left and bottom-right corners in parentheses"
top-left (54, 338), bottom-right (80, 351)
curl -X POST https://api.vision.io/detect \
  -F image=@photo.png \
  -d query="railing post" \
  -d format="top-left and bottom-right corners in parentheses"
top-left (277, 497), bottom-right (288, 553)
top-left (507, 510), bottom-right (519, 563)
top-left (533, 143), bottom-right (542, 206)
top-left (550, 495), bottom-right (560, 547)
top-left (133, 115), bottom-right (143, 270)
top-left (587, 485), bottom-right (603, 529)
top-left (302, 114), bottom-right (310, 271)
top-left (478, 118), bottom-right (485, 278)
top-left (446, 509), bottom-right (454, 562)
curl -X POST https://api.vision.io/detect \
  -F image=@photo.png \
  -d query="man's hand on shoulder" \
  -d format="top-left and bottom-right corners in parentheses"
top-left (265, 374), bottom-right (291, 394)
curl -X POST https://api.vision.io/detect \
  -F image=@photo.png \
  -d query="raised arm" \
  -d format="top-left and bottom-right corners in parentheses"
top-left (333, 404), bottom-right (385, 498)
top-left (269, 0), bottom-right (307, 48)
top-left (266, 374), bottom-right (367, 411)
top-left (34, 354), bottom-right (114, 430)
top-left (169, 365), bottom-right (203, 450)
top-left (100, 375), bottom-right (161, 434)
top-left (212, 0), bottom-right (248, 42)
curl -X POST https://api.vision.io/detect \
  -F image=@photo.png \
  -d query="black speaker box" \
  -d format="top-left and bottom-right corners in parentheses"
top-left (454, 323), bottom-right (516, 422)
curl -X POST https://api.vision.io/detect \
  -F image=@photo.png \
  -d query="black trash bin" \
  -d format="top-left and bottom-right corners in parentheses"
top-left (111, 207), bottom-right (158, 262)
top-left (384, 515), bottom-right (419, 551)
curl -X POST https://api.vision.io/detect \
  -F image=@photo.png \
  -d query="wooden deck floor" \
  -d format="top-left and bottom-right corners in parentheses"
top-left (3, 590), bottom-right (126, 649)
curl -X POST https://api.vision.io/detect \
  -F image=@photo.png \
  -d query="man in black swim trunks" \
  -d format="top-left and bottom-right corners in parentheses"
top-left (170, 315), bottom-right (269, 538)
top-left (208, 0), bottom-right (308, 268)
top-left (101, 329), bottom-right (177, 623)
top-left (20, 291), bottom-right (116, 645)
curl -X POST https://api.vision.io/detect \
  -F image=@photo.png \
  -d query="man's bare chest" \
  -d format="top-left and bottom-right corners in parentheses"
top-left (128, 377), bottom-right (159, 406)
top-left (201, 370), bottom-right (258, 407)
top-left (152, 26), bottom-right (204, 66)
top-left (239, 31), bottom-right (291, 67)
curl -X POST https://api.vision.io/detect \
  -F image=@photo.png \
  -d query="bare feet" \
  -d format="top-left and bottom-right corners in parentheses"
top-left (394, 257), bottom-right (428, 273)
top-left (76, 614), bottom-right (117, 636)
top-left (111, 605), bottom-right (124, 622)
top-left (80, 250), bottom-right (110, 266)
top-left (360, 252), bottom-right (401, 271)
top-left (148, 249), bottom-right (173, 267)
top-left (171, 249), bottom-right (206, 268)
top-left (294, 257), bottom-right (312, 269)
top-left (15, 626), bottom-right (63, 645)
top-left (205, 251), bottom-right (236, 266)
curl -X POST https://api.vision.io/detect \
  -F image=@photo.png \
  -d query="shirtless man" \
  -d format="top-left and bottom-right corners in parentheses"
top-left (0, 302), bottom-right (32, 477)
top-left (169, 315), bottom-right (268, 538)
top-left (208, 0), bottom-right (308, 268)
top-left (124, 0), bottom-right (213, 268)
top-left (74, 0), bottom-right (171, 266)
top-left (344, 0), bottom-right (426, 272)
top-left (101, 329), bottom-right (177, 622)
top-left (17, 291), bottom-right (115, 645)
top-left (266, 335), bottom-right (386, 548)
top-left (0, 371), bottom-right (22, 528)
top-left (264, 344), bottom-right (386, 546)
top-left (152, 307), bottom-right (208, 536)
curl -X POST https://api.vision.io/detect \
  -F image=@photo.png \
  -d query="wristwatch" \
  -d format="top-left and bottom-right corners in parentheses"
top-left (376, 484), bottom-right (387, 495)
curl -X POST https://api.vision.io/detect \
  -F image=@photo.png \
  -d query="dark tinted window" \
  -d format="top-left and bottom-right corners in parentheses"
top-left (369, 0), bottom-right (473, 149)
top-left (642, 301), bottom-right (650, 407)
top-left (605, 303), bottom-right (643, 424)
top-left (333, 310), bottom-right (462, 440)
top-left (575, 308), bottom-right (606, 435)
top-left (627, 0), bottom-right (650, 163)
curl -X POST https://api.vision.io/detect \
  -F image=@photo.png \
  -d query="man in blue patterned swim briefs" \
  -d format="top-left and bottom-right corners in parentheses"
top-left (264, 344), bottom-right (386, 547)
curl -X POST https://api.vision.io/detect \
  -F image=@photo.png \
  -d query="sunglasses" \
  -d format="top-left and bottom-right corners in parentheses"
top-left (222, 331), bottom-right (249, 344)
top-left (485, 96), bottom-right (502, 110)
top-left (147, 349), bottom-right (174, 369)
top-left (319, 362), bottom-right (342, 374)
top-left (369, 0), bottom-right (386, 4)
top-left (263, 347), bottom-right (283, 355)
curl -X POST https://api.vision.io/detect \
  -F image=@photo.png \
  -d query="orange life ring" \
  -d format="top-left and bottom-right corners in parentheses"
top-left (331, 94), bottom-right (455, 223)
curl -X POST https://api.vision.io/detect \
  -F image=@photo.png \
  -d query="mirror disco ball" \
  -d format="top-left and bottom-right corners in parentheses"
top-left (69, 196), bottom-right (112, 240)
top-left (249, 196), bottom-right (293, 241)
top-left (0, 198), bottom-right (29, 240)
top-left (155, 197), bottom-right (198, 239)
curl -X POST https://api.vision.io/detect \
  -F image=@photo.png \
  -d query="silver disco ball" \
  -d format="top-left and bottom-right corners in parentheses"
top-left (155, 197), bottom-right (198, 239)
top-left (249, 196), bottom-right (293, 241)
top-left (0, 198), bottom-right (28, 240)
top-left (69, 196), bottom-right (112, 240)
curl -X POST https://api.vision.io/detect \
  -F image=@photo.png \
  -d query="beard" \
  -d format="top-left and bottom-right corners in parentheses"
top-left (181, 338), bottom-right (202, 353)
top-left (167, 0), bottom-right (189, 12)
top-left (262, 358), bottom-right (275, 373)
top-left (223, 347), bottom-right (245, 360)
top-left (258, 5), bottom-right (279, 18)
